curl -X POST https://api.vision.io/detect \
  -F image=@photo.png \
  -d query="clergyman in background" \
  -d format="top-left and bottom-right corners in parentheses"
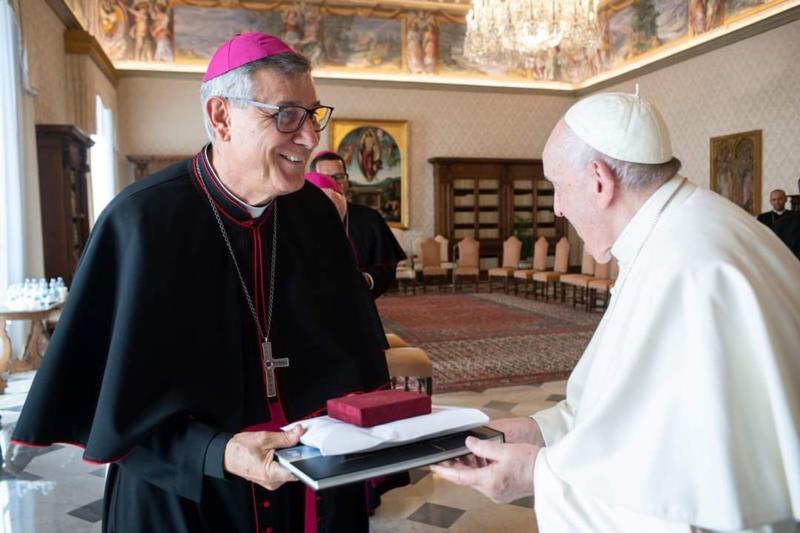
top-left (311, 150), bottom-right (406, 298)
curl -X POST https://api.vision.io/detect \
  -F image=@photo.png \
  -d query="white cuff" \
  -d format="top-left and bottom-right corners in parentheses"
top-left (362, 272), bottom-right (374, 290)
top-left (531, 401), bottom-right (573, 447)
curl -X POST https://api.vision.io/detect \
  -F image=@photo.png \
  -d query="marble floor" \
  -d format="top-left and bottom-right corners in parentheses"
top-left (0, 371), bottom-right (564, 532)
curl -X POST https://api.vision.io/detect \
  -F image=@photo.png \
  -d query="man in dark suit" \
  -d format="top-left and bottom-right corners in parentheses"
top-left (757, 189), bottom-right (789, 230)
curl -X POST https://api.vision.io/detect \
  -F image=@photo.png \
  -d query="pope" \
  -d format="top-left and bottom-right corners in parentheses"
top-left (432, 91), bottom-right (800, 532)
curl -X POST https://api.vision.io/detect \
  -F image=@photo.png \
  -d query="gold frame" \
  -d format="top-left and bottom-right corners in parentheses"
top-left (710, 129), bottom-right (762, 215)
top-left (330, 119), bottom-right (409, 229)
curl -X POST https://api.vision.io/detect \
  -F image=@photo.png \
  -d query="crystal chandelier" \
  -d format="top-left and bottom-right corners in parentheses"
top-left (464, 0), bottom-right (600, 75)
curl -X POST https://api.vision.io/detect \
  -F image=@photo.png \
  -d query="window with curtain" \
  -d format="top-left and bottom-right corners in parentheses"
top-left (0, 0), bottom-right (27, 326)
top-left (90, 94), bottom-right (117, 224)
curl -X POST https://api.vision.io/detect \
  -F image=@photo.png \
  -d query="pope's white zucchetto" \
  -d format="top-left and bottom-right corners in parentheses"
top-left (564, 91), bottom-right (673, 165)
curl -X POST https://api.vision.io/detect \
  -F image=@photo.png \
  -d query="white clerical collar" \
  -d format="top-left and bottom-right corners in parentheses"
top-left (774, 210), bottom-right (786, 215)
top-left (611, 175), bottom-right (686, 266)
top-left (202, 144), bottom-right (269, 218)
top-left (214, 175), bottom-right (269, 218)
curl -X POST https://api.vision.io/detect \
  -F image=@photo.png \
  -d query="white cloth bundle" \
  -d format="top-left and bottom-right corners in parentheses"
top-left (283, 407), bottom-right (489, 456)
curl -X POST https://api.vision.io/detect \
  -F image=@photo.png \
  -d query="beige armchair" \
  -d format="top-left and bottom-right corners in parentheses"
top-left (434, 234), bottom-right (457, 269)
top-left (395, 265), bottom-right (417, 295)
top-left (532, 237), bottom-right (571, 301)
top-left (386, 333), bottom-right (410, 348)
top-left (588, 258), bottom-right (619, 312)
top-left (452, 238), bottom-right (481, 292)
top-left (513, 237), bottom-right (548, 295)
top-left (488, 236), bottom-right (522, 293)
top-left (385, 347), bottom-right (433, 395)
top-left (420, 238), bottom-right (447, 291)
top-left (559, 250), bottom-right (596, 308)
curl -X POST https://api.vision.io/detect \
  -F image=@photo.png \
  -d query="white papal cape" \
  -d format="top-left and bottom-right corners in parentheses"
top-left (533, 176), bottom-right (800, 532)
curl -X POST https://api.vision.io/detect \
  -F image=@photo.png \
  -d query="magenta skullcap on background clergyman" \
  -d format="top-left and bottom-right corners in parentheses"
top-left (203, 33), bottom-right (294, 82)
top-left (305, 172), bottom-right (343, 194)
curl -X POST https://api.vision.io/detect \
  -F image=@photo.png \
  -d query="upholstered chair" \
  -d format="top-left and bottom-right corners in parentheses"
top-left (488, 236), bottom-right (522, 293)
top-left (532, 237), bottom-right (571, 301)
top-left (452, 238), bottom-right (481, 292)
top-left (386, 333), bottom-right (409, 348)
top-left (434, 234), bottom-right (457, 270)
top-left (420, 238), bottom-right (447, 291)
top-left (385, 347), bottom-right (433, 395)
top-left (588, 258), bottom-right (619, 311)
top-left (513, 237), bottom-right (548, 295)
top-left (395, 265), bottom-right (417, 295)
top-left (559, 250), bottom-right (596, 307)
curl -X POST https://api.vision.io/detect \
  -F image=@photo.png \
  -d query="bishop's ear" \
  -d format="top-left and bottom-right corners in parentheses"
top-left (591, 159), bottom-right (617, 210)
top-left (206, 97), bottom-right (232, 143)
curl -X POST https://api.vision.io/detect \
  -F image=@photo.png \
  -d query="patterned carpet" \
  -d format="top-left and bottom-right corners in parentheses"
top-left (377, 292), bottom-right (602, 393)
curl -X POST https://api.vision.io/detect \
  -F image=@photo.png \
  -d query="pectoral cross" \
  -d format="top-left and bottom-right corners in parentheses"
top-left (262, 339), bottom-right (290, 398)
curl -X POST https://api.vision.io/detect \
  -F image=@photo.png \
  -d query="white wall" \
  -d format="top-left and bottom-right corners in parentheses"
top-left (595, 18), bottom-right (800, 212)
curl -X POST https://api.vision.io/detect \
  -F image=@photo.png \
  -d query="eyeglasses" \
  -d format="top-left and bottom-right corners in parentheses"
top-left (224, 97), bottom-right (334, 133)
top-left (331, 173), bottom-right (349, 182)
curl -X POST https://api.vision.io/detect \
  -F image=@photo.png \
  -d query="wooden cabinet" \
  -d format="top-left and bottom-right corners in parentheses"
top-left (36, 125), bottom-right (94, 285)
top-left (430, 157), bottom-right (566, 264)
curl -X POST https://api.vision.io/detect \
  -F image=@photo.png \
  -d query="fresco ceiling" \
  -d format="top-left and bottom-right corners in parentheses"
top-left (63, 0), bottom-right (799, 90)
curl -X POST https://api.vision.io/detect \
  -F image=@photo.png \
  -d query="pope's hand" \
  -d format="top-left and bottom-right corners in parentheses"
top-left (430, 436), bottom-right (540, 504)
top-left (223, 425), bottom-right (305, 491)
top-left (489, 417), bottom-right (545, 447)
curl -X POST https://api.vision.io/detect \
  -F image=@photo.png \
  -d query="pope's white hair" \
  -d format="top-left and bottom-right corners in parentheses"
top-left (199, 53), bottom-right (311, 142)
top-left (559, 123), bottom-right (682, 191)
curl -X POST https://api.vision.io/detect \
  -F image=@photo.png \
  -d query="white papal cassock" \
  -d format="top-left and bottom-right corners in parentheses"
top-left (532, 175), bottom-right (800, 532)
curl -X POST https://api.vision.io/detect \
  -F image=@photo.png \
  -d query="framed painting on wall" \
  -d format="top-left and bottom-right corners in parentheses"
top-left (710, 129), bottom-right (762, 215)
top-left (329, 119), bottom-right (409, 228)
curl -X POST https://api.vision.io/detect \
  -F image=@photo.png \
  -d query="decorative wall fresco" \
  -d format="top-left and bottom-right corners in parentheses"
top-left (66, 0), bottom-right (794, 87)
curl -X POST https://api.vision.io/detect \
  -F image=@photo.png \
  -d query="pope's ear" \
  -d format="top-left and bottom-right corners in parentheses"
top-left (591, 159), bottom-right (617, 210)
top-left (206, 97), bottom-right (231, 142)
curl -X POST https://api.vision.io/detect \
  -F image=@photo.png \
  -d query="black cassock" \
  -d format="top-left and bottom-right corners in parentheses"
top-left (13, 147), bottom-right (390, 532)
top-left (757, 210), bottom-right (788, 230)
top-left (774, 210), bottom-right (800, 260)
top-left (346, 203), bottom-right (406, 298)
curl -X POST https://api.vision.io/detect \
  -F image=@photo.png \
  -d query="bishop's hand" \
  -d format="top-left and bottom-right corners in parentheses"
top-left (430, 436), bottom-right (540, 504)
top-left (223, 425), bottom-right (306, 491)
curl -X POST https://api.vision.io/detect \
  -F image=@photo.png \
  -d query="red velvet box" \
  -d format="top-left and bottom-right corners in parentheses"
top-left (327, 390), bottom-right (432, 427)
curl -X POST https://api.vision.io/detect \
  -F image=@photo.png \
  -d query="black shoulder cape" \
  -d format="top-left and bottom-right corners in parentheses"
top-left (13, 152), bottom-right (389, 469)
top-left (346, 202), bottom-right (406, 298)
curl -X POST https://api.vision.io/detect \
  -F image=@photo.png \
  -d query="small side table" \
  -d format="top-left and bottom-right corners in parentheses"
top-left (0, 304), bottom-right (62, 393)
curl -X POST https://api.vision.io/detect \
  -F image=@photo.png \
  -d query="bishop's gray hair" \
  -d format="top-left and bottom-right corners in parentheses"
top-left (199, 52), bottom-right (312, 142)
top-left (559, 124), bottom-right (682, 191)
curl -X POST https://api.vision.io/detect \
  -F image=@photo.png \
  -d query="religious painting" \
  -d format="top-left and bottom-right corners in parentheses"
top-left (73, 0), bottom-right (797, 88)
top-left (89, 0), bottom-right (175, 62)
top-left (606, 0), bottom-right (685, 66)
top-left (321, 16), bottom-right (402, 71)
top-left (437, 23), bottom-right (529, 79)
top-left (437, 22), bottom-right (470, 74)
top-left (710, 130), bottom-right (762, 215)
top-left (282, 4), bottom-right (323, 66)
top-left (726, 0), bottom-right (769, 19)
top-left (330, 120), bottom-right (409, 228)
top-left (93, 0), bottom-right (130, 61)
top-left (688, 0), bottom-right (724, 34)
top-left (173, 7), bottom-right (281, 63)
top-left (405, 12), bottom-right (437, 74)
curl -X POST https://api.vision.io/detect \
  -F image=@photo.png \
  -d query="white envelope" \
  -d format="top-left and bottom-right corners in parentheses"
top-left (282, 407), bottom-right (489, 456)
